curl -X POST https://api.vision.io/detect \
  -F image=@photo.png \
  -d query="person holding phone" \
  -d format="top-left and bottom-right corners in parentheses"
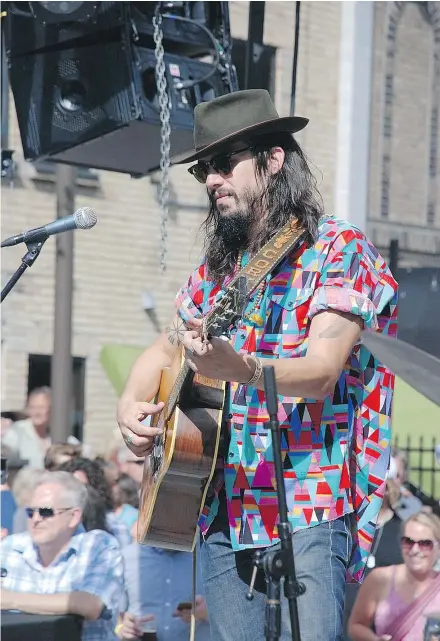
top-left (118, 544), bottom-right (210, 640)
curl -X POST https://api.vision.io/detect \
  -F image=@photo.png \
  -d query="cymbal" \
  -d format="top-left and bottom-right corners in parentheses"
top-left (361, 332), bottom-right (440, 407)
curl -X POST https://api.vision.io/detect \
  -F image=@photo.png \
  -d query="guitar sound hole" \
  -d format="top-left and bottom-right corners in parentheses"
top-left (151, 437), bottom-right (165, 481)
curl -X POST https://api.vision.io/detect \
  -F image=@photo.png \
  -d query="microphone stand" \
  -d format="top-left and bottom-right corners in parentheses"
top-left (246, 365), bottom-right (305, 641)
top-left (1, 239), bottom-right (47, 303)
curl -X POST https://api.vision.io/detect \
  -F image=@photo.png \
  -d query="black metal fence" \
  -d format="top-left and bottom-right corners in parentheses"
top-left (393, 435), bottom-right (440, 508)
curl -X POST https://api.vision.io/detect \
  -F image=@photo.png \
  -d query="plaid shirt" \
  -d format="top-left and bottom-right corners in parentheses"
top-left (176, 217), bottom-right (398, 582)
top-left (106, 512), bottom-right (132, 547)
top-left (0, 527), bottom-right (124, 641)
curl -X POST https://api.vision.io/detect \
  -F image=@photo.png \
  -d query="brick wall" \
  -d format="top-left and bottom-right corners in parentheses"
top-left (1, 2), bottom-right (343, 453)
top-left (3, 2), bottom-right (438, 452)
top-left (368, 1), bottom-right (440, 261)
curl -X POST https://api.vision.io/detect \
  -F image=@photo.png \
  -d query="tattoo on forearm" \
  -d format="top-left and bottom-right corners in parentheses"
top-left (317, 312), bottom-right (354, 340)
top-left (165, 317), bottom-right (186, 346)
top-left (318, 323), bottom-right (346, 339)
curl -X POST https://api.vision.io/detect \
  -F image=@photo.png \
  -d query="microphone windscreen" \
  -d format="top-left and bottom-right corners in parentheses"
top-left (74, 207), bottom-right (98, 230)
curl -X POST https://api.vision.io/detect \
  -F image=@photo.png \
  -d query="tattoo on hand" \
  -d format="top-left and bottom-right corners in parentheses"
top-left (165, 318), bottom-right (186, 346)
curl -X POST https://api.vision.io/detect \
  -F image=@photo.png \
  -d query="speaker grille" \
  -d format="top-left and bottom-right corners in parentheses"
top-left (10, 40), bottom-right (138, 159)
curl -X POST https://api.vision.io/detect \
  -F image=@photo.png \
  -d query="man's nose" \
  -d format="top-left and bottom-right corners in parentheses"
top-left (30, 511), bottom-right (43, 524)
top-left (205, 170), bottom-right (224, 191)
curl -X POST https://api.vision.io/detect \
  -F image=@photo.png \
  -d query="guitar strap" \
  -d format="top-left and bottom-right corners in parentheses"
top-left (225, 218), bottom-right (305, 297)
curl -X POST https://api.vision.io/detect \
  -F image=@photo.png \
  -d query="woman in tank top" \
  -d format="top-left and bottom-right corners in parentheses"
top-left (348, 511), bottom-right (440, 641)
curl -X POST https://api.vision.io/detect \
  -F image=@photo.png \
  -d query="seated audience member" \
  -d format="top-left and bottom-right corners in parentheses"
top-left (96, 457), bottom-right (120, 490)
top-left (11, 466), bottom-right (45, 534)
top-left (2, 387), bottom-right (52, 468)
top-left (348, 511), bottom-right (440, 641)
top-left (1, 411), bottom-right (28, 438)
top-left (0, 447), bottom-right (17, 537)
top-left (0, 471), bottom-right (124, 641)
top-left (45, 443), bottom-right (82, 471)
top-left (364, 478), bottom-right (403, 574)
top-left (59, 457), bottom-right (131, 547)
top-left (119, 544), bottom-right (210, 641)
top-left (113, 474), bottom-right (139, 538)
top-left (82, 486), bottom-right (113, 534)
top-left (117, 446), bottom-right (144, 486)
top-left (391, 449), bottom-right (423, 520)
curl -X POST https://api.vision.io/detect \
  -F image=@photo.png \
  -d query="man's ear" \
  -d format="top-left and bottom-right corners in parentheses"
top-left (69, 508), bottom-right (83, 530)
top-left (267, 147), bottom-right (285, 175)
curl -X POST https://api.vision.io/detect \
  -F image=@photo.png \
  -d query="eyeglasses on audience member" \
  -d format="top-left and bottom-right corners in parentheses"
top-left (26, 507), bottom-right (74, 519)
top-left (401, 535), bottom-right (436, 552)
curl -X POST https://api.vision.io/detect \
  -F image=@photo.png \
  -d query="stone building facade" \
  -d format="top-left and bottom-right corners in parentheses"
top-left (1, 1), bottom-right (439, 452)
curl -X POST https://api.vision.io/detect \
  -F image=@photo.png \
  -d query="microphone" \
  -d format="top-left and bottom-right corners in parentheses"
top-left (1, 207), bottom-right (98, 248)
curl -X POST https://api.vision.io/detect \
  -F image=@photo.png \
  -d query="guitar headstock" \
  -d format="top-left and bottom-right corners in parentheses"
top-left (207, 276), bottom-right (248, 338)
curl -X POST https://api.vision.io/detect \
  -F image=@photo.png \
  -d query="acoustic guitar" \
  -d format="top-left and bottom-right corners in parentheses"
top-left (137, 277), bottom-right (248, 551)
top-left (137, 219), bottom-right (304, 551)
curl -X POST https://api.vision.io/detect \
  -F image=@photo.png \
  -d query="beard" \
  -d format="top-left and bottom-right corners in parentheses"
top-left (203, 188), bottom-right (262, 283)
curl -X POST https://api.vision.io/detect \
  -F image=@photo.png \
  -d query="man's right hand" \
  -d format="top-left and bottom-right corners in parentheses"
top-left (118, 612), bottom-right (154, 639)
top-left (117, 398), bottom-right (165, 457)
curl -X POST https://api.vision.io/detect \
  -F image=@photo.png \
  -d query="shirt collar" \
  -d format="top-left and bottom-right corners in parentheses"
top-left (20, 524), bottom-right (86, 567)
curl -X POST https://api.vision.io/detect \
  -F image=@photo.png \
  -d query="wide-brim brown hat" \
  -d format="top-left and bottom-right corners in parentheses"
top-left (171, 89), bottom-right (309, 164)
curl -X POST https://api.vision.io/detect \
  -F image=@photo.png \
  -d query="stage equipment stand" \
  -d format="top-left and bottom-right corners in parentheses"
top-left (246, 365), bottom-right (305, 641)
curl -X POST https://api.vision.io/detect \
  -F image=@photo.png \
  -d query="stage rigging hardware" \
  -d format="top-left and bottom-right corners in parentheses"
top-left (2, 1), bottom-right (238, 268)
top-left (2, 1), bottom-right (237, 177)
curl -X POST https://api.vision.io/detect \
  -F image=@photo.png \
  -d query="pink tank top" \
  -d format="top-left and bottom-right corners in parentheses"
top-left (374, 569), bottom-right (440, 641)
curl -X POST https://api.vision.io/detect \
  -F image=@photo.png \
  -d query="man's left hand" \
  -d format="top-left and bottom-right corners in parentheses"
top-left (181, 320), bottom-right (252, 383)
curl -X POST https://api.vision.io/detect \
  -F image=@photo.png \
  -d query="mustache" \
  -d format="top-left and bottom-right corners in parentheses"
top-left (208, 189), bottom-right (236, 204)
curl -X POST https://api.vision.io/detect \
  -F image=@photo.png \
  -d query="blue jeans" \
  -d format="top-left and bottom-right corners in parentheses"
top-left (200, 515), bottom-right (352, 641)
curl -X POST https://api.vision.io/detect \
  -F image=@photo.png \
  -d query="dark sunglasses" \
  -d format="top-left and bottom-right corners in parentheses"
top-left (188, 147), bottom-right (250, 184)
top-left (26, 507), bottom-right (74, 519)
top-left (401, 535), bottom-right (435, 552)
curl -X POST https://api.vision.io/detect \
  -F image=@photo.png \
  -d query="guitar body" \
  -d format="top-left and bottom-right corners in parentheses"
top-left (137, 345), bottom-right (225, 551)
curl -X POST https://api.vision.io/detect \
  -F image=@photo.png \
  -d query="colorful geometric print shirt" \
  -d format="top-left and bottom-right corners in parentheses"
top-left (175, 217), bottom-right (398, 583)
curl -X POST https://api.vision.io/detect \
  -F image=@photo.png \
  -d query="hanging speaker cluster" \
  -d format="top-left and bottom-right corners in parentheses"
top-left (3, 1), bottom-right (237, 176)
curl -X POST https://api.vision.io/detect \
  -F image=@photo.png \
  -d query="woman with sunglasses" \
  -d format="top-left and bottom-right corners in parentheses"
top-left (348, 511), bottom-right (440, 641)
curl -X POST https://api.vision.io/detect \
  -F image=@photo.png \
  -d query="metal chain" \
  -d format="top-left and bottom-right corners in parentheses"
top-left (153, 4), bottom-right (171, 272)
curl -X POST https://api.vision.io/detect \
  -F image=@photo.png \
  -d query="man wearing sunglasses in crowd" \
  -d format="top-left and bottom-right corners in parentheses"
top-left (0, 471), bottom-right (124, 640)
top-left (117, 89), bottom-right (398, 640)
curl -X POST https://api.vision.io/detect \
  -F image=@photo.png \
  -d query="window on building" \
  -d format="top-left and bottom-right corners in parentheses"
top-left (28, 354), bottom-right (86, 441)
top-left (231, 38), bottom-right (276, 96)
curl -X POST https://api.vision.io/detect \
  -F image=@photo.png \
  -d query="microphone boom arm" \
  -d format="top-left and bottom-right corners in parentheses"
top-left (1, 238), bottom-right (47, 303)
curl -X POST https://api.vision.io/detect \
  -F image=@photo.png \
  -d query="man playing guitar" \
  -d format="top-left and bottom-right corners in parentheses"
top-left (117, 89), bottom-right (398, 641)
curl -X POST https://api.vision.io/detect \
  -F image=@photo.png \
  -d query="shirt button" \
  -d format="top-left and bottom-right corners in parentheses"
top-left (165, 626), bottom-right (169, 631)
top-left (229, 453), bottom-right (234, 458)
top-left (228, 413), bottom-right (233, 419)
top-left (165, 602), bottom-right (171, 607)
top-left (165, 578), bottom-right (171, 584)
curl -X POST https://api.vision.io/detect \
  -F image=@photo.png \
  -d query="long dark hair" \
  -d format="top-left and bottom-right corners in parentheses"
top-left (202, 132), bottom-right (324, 282)
top-left (59, 457), bottom-right (114, 511)
top-left (82, 486), bottom-right (112, 534)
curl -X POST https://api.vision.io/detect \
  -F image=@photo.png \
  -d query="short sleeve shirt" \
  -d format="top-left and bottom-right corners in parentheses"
top-left (175, 217), bottom-right (398, 582)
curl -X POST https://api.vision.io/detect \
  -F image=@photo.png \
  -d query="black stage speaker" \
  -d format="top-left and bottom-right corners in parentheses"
top-left (51, 48), bottom-right (231, 176)
top-left (4, 2), bottom-right (236, 176)
top-left (5, 2), bottom-right (126, 57)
